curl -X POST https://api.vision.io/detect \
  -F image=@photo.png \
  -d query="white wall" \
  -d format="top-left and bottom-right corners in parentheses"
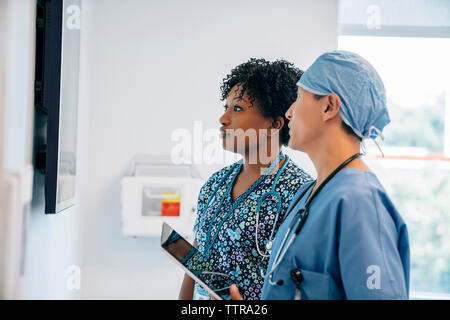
top-left (0, 0), bottom-right (84, 299)
top-left (0, 0), bottom-right (36, 299)
top-left (1, 0), bottom-right (34, 168)
top-left (0, 0), bottom-right (8, 297)
top-left (77, 0), bottom-right (337, 299)
top-left (24, 176), bottom-right (84, 299)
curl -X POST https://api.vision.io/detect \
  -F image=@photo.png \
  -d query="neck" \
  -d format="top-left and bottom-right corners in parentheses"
top-left (307, 132), bottom-right (363, 187)
top-left (241, 147), bottom-right (282, 177)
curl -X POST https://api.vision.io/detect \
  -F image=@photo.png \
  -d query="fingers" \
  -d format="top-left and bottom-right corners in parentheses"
top-left (209, 284), bottom-right (243, 300)
top-left (229, 284), bottom-right (243, 300)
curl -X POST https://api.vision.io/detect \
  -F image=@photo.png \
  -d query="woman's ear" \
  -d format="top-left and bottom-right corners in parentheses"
top-left (271, 116), bottom-right (284, 131)
top-left (267, 116), bottom-right (283, 139)
top-left (322, 93), bottom-right (341, 122)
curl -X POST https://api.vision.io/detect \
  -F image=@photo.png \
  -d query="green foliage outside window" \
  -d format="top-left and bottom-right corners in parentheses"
top-left (367, 91), bottom-right (450, 293)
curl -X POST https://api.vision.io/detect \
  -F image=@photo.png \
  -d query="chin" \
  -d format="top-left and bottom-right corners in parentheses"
top-left (221, 139), bottom-right (231, 152)
top-left (222, 138), bottom-right (239, 154)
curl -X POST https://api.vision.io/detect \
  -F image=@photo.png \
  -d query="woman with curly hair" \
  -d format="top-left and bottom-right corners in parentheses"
top-left (178, 58), bottom-right (312, 300)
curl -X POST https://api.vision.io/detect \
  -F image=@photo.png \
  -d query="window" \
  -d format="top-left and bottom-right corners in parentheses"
top-left (339, 0), bottom-right (450, 297)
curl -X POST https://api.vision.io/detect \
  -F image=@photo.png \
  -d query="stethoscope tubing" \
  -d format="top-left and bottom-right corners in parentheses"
top-left (262, 153), bottom-right (363, 285)
top-left (202, 153), bottom-right (289, 258)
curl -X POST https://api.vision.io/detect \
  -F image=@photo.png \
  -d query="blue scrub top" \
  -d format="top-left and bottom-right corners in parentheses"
top-left (261, 168), bottom-right (410, 300)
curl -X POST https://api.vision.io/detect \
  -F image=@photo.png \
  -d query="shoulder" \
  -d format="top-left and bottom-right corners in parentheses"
top-left (195, 162), bottom-right (238, 229)
top-left (329, 170), bottom-right (402, 225)
top-left (332, 169), bottom-right (385, 201)
top-left (198, 162), bottom-right (238, 198)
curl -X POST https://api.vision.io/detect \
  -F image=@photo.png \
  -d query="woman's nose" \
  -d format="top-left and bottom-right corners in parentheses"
top-left (285, 104), bottom-right (293, 120)
top-left (219, 110), bottom-right (231, 126)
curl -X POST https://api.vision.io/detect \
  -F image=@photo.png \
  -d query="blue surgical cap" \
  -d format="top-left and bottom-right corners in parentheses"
top-left (297, 50), bottom-right (390, 139)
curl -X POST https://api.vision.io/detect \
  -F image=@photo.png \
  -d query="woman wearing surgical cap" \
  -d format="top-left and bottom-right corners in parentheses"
top-left (228, 50), bottom-right (410, 300)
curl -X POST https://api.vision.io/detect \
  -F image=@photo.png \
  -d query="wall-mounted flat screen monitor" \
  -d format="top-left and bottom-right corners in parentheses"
top-left (33, 0), bottom-right (81, 214)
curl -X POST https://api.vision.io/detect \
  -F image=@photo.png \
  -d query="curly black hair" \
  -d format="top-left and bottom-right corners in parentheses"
top-left (220, 58), bottom-right (303, 147)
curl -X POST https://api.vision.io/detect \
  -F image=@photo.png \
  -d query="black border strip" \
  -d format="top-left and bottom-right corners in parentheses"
top-left (43, 0), bottom-right (63, 214)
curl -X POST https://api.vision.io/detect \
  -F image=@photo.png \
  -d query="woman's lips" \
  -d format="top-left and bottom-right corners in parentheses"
top-left (220, 128), bottom-right (231, 138)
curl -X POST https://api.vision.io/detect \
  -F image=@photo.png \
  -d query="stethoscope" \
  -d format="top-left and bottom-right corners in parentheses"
top-left (260, 152), bottom-right (363, 286)
top-left (201, 151), bottom-right (290, 259)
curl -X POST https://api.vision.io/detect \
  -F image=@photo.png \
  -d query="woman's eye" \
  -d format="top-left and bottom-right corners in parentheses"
top-left (223, 105), bottom-right (243, 112)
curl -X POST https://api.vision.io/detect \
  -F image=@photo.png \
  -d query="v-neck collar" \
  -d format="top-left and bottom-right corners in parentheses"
top-left (228, 154), bottom-right (286, 205)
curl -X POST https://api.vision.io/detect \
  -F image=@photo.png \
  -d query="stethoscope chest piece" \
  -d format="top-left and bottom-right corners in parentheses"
top-left (290, 268), bottom-right (303, 300)
top-left (290, 268), bottom-right (303, 285)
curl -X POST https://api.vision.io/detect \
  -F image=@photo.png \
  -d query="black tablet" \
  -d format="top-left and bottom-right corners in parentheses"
top-left (160, 222), bottom-right (233, 300)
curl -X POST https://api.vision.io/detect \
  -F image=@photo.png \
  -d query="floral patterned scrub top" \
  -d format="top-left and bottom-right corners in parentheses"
top-left (192, 153), bottom-right (312, 300)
